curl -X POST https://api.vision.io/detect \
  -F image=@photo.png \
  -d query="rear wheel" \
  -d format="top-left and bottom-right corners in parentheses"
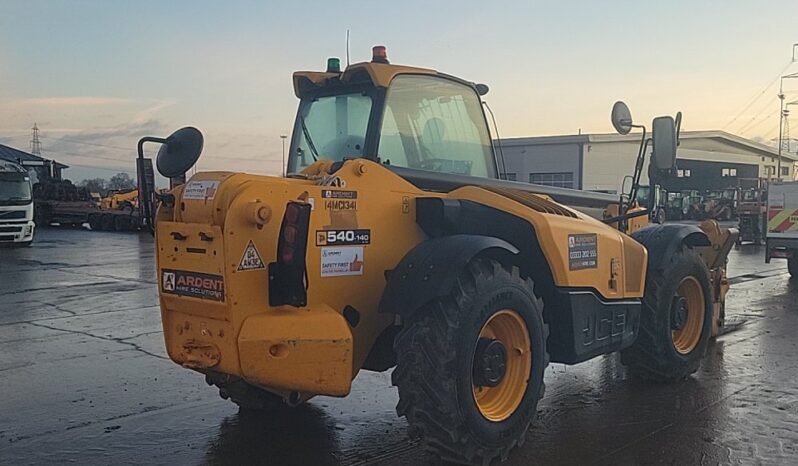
top-left (621, 246), bottom-right (713, 381)
top-left (788, 254), bottom-right (798, 278)
top-left (392, 258), bottom-right (548, 465)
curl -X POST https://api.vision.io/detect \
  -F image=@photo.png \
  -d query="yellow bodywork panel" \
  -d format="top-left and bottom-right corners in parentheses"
top-left (238, 305), bottom-right (353, 396)
top-left (156, 159), bottom-right (646, 399)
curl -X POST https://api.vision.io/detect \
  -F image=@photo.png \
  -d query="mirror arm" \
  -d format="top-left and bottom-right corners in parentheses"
top-left (136, 136), bottom-right (168, 236)
top-left (624, 126), bottom-right (648, 217)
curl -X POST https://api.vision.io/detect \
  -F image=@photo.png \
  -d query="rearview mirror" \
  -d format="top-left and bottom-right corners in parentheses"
top-left (651, 116), bottom-right (677, 170)
top-left (156, 127), bottom-right (204, 178)
top-left (611, 101), bottom-right (633, 135)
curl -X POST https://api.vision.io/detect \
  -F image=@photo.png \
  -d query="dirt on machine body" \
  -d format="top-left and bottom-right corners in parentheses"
top-left (140, 47), bottom-right (738, 465)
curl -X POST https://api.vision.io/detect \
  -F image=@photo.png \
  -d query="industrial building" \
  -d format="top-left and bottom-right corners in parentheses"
top-left (498, 131), bottom-right (798, 193)
top-left (0, 143), bottom-right (68, 182)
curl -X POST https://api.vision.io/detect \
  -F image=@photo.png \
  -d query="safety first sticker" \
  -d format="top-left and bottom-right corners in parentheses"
top-left (321, 247), bottom-right (364, 277)
top-left (568, 234), bottom-right (598, 270)
top-left (183, 180), bottom-right (220, 200)
top-left (162, 269), bottom-right (225, 302)
top-left (237, 240), bottom-right (265, 271)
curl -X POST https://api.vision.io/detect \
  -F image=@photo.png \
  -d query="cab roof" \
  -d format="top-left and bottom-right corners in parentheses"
top-left (293, 61), bottom-right (460, 98)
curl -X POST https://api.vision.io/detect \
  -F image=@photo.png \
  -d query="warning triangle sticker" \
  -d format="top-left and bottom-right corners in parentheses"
top-left (237, 240), bottom-right (265, 271)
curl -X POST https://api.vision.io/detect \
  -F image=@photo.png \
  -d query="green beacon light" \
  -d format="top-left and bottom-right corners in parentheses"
top-left (327, 57), bottom-right (341, 73)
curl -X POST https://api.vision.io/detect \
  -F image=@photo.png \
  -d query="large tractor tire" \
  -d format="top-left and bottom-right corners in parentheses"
top-left (392, 258), bottom-right (548, 465)
top-left (788, 255), bottom-right (798, 278)
top-left (205, 373), bottom-right (287, 412)
top-left (621, 246), bottom-right (713, 382)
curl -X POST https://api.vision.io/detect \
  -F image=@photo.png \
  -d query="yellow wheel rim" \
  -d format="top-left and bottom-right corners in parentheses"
top-left (671, 276), bottom-right (705, 355)
top-left (472, 309), bottom-right (531, 422)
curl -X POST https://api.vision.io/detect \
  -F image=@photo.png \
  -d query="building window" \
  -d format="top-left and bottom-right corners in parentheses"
top-left (722, 168), bottom-right (737, 177)
top-left (677, 169), bottom-right (692, 178)
top-left (782, 167), bottom-right (790, 176)
top-left (502, 173), bottom-right (517, 181)
top-left (530, 172), bottom-right (574, 188)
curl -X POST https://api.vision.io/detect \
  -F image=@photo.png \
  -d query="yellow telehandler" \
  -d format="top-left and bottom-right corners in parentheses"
top-left (137, 46), bottom-right (736, 465)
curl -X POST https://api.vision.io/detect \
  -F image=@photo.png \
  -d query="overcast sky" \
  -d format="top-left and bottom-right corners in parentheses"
top-left (1, 0), bottom-right (798, 182)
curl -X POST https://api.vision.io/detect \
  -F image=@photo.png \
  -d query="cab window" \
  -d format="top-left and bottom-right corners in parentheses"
top-left (378, 75), bottom-right (495, 177)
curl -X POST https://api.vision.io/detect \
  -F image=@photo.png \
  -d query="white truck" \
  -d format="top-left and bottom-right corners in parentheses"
top-left (766, 181), bottom-right (798, 277)
top-left (0, 160), bottom-right (35, 246)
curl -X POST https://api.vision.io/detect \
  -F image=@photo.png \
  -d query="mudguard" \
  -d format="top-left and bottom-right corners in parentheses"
top-left (379, 234), bottom-right (518, 317)
top-left (631, 223), bottom-right (711, 270)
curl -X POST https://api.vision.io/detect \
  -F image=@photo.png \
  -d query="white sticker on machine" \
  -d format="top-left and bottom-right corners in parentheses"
top-left (320, 247), bottom-right (364, 277)
top-left (183, 180), bottom-right (220, 200)
top-left (237, 240), bottom-right (265, 271)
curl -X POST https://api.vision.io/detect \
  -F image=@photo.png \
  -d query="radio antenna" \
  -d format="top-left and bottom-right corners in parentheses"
top-left (346, 29), bottom-right (351, 67)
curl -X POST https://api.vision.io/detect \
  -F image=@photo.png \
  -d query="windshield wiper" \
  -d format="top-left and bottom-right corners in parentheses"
top-left (299, 116), bottom-right (320, 162)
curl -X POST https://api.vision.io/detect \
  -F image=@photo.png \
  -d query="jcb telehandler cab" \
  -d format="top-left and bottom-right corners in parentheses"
top-left (139, 46), bottom-right (737, 465)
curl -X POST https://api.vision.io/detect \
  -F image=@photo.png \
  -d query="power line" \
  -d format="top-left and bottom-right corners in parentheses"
top-left (736, 94), bottom-right (779, 134)
top-left (724, 60), bottom-right (794, 130)
top-left (40, 135), bottom-right (133, 152)
top-left (738, 107), bottom-right (779, 136)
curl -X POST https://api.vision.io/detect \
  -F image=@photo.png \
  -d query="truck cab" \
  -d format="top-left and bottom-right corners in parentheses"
top-left (0, 161), bottom-right (35, 246)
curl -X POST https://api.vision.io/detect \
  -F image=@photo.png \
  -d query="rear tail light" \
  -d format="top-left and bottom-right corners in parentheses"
top-left (269, 201), bottom-right (311, 307)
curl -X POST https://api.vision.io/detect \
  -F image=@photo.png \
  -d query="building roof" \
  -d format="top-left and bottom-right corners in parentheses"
top-left (0, 143), bottom-right (69, 169)
top-left (499, 130), bottom-right (798, 161)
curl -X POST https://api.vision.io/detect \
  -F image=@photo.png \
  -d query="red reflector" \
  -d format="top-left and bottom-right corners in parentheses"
top-left (282, 245), bottom-right (295, 264)
top-left (285, 204), bottom-right (300, 223)
top-left (283, 224), bottom-right (297, 244)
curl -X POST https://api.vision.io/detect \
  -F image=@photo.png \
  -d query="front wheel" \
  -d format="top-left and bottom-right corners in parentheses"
top-left (392, 259), bottom-right (548, 465)
top-left (621, 246), bottom-right (713, 381)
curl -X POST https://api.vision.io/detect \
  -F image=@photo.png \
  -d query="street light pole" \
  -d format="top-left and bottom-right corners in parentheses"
top-left (280, 134), bottom-right (288, 177)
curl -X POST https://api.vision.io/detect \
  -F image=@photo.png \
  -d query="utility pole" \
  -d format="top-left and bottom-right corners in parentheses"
top-left (777, 44), bottom-right (798, 180)
top-left (280, 134), bottom-right (288, 176)
top-left (30, 123), bottom-right (42, 156)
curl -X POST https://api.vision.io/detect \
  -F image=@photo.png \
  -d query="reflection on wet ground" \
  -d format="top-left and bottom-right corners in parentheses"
top-left (0, 228), bottom-right (796, 465)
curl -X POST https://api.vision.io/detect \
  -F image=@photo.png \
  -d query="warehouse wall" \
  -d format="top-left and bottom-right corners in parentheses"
top-left (500, 142), bottom-right (582, 188)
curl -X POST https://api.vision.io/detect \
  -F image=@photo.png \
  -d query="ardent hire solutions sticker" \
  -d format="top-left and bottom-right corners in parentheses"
top-left (237, 240), bottom-right (265, 271)
top-left (568, 233), bottom-right (598, 270)
top-left (162, 269), bottom-right (225, 302)
top-left (183, 180), bottom-right (220, 200)
top-left (320, 247), bottom-right (364, 277)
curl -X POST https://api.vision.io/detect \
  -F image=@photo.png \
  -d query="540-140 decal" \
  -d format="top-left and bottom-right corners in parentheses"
top-left (316, 229), bottom-right (370, 246)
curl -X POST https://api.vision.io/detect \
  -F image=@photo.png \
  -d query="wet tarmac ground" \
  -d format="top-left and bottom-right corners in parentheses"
top-left (0, 228), bottom-right (796, 465)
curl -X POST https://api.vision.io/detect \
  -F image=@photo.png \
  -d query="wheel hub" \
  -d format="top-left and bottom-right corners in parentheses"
top-left (671, 296), bottom-right (689, 331)
top-left (473, 337), bottom-right (507, 387)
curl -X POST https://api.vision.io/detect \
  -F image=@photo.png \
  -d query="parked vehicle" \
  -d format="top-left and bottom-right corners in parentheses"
top-left (0, 160), bottom-right (35, 245)
top-left (766, 181), bottom-right (798, 277)
top-left (737, 186), bottom-right (767, 245)
top-left (139, 49), bottom-right (738, 465)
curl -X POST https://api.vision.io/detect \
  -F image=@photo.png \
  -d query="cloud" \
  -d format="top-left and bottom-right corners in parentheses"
top-left (20, 96), bottom-right (131, 106)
